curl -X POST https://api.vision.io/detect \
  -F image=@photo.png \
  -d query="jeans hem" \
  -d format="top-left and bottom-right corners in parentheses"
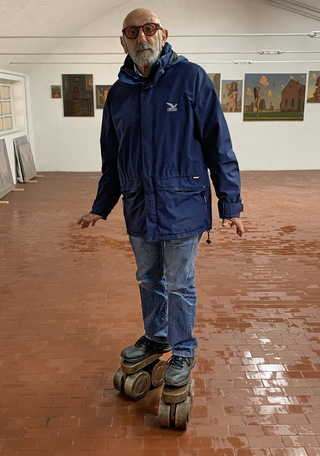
top-left (144, 334), bottom-right (168, 344)
top-left (172, 350), bottom-right (195, 358)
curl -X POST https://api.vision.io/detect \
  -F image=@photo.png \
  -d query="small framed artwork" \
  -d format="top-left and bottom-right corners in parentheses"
top-left (0, 139), bottom-right (14, 199)
top-left (207, 73), bottom-right (221, 99)
top-left (95, 85), bottom-right (111, 109)
top-left (51, 85), bottom-right (61, 98)
top-left (221, 80), bottom-right (243, 112)
top-left (307, 71), bottom-right (320, 103)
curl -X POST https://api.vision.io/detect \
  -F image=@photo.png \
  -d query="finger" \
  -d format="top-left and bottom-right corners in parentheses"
top-left (222, 219), bottom-right (229, 227)
top-left (77, 217), bottom-right (83, 225)
top-left (81, 219), bottom-right (90, 228)
top-left (92, 220), bottom-right (96, 227)
top-left (236, 224), bottom-right (244, 237)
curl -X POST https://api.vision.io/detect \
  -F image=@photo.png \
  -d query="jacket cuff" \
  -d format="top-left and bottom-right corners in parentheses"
top-left (218, 201), bottom-right (244, 219)
top-left (90, 207), bottom-right (110, 220)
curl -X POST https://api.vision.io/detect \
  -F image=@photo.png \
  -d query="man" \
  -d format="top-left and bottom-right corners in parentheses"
top-left (77, 8), bottom-right (244, 388)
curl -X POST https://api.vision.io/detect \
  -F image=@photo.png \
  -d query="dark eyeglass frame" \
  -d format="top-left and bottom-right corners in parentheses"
top-left (122, 22), bottom-right (163, 39)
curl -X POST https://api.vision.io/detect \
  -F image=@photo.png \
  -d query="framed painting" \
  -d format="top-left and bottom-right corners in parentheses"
top-left (13, 135), bottom-right (28, 148)
top-left (221, 80), bottom-right (243, 112)
top-left (13, 135), bottom-right (28, 182)
top-left (51, 85), bottom-right (61, 98)
top-left (244, 73), bottom-right (307, 121)
top-left (16, 142), bottom-right (37, 182)
top-left (95, 85), bottom-right (111, 109)
top-left (0, 139), bottom-right (14, 199)
top-left (207, 73), bottom-right (221, 99)
top-left (62, 74), bottom-right (94, 117)
top-left (307, 71), bottom-right (320, 103)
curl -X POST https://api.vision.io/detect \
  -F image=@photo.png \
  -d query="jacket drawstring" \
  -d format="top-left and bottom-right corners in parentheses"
top-left (206, 230), bottom-right (211, 244)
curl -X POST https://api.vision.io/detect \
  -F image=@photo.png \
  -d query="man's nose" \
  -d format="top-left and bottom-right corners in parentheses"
top-left (137, 28), bottom-right (148, 43)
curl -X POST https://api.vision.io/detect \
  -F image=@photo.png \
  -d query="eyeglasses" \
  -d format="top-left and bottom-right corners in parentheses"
top-left (122, 23), bottom-right (163, 39)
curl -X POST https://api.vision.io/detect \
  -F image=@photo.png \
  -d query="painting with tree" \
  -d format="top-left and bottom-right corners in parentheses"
top-left (244, 73), bottom-right (306, 121)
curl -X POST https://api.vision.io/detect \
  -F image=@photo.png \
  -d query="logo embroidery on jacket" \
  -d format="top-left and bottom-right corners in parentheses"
top-left (166, 102), bottom-right (178, 112)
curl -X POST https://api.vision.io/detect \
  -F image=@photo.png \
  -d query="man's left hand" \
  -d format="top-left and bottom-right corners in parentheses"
top-left (222, 217), bottom-right (244, 237)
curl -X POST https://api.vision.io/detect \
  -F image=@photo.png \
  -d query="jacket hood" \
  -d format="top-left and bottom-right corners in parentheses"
top-left (118, 42), bottom-right (187, 85)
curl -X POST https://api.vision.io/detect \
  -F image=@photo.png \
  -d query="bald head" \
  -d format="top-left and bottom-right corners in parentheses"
top-left (120, 8), bottom-right (168, 77)
top-left (122, 8), bottom-right (162, 29)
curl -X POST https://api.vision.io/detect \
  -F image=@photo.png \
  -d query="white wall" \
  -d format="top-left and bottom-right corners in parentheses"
top-left (28, 0), bottom-right (320, 171)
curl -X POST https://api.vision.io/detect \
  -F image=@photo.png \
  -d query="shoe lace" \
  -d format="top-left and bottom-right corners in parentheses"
top-left (166, 355), bottom-right (186, 369)
top-left (135, 336), bottom-right (148, 348)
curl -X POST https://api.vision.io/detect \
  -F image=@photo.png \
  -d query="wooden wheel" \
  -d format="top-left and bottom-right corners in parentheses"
top-left (188, 378), bottom-right (194, 397)
top-left (157, 397), bottom-right (171, 427)
top-left (174, 397), bottom-right (190, 430)
top-left (124, 371), bottom-right (151, 401)
top-left (150, 359), bottom-right (167, 388)
top-left (113, 367), bottom-right (125, 393)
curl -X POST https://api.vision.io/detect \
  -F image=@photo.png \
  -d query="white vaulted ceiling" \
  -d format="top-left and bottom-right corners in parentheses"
top-left (261, 0), bottom-right (320, 21)
top-left (0, 0), bottom-right (131, 73)
top-left (0, 0), bottom-right (319, 74)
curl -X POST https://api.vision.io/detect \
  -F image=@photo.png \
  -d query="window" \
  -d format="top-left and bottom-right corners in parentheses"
top-left (292, 99), bottom-right (295, 108)
top-left (0, 85), bottom-right (14, 133)
top-left (285, 99), bottom-right (288, 108)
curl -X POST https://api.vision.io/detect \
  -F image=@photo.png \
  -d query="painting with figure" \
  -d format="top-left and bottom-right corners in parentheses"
top-left (96, 85), bottom-right (112, 109)
top-left (307, 71), bottom-right (320, 103)
top-left (62, 74), bottom-right (94, 117)
top-left (51, 85), bottom-right (61, 98)
top-left (244, 73), bottom-right (307, 121)
top-left (221, 80), bottom-right (243, 113)
top-left (207, 73), bottom-right (221, 99)
top-left (16, 142), bottom-right (37, 182)
top-left (0, 139), bottom-right (14, 199)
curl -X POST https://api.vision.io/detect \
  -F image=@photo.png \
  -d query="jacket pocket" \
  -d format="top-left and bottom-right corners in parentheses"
top-left (156, 187), bottom-right (211, 236)
top-left (174, 189), bottom-right (208, 206)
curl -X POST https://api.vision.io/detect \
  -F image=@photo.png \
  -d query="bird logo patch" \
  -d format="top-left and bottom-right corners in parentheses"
top-left (166, 102), bottom-right (178, 112)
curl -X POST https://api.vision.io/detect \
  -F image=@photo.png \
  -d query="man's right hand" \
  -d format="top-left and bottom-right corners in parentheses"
top-left (77, 213), bottom-right (102, 229)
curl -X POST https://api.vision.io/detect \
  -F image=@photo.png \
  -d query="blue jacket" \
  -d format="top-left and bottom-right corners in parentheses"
top-left (91, 42), bottom-right (243, 242)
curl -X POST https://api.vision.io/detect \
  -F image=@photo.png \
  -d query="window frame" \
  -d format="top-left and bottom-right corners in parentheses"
top-left (0, 84), bottom-right (14, 134)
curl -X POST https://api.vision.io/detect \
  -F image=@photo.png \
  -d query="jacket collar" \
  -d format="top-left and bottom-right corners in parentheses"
top-left (118, 42), bottom-right (185, 86)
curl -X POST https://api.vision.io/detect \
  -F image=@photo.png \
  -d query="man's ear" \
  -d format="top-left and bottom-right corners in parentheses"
top-left (161, 29), bottom-right (169, 47)
top-left (120, 36), bottom-right (128, 54)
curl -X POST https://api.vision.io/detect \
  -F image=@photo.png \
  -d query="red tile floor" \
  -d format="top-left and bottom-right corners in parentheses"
top-left (0, 170), bottom-right (320, 456)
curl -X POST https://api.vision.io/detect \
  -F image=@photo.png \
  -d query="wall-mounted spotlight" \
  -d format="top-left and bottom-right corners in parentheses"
top-left (259, 50), bottom-right (283, 55)
top-left (235, 60), bottom-right (254, 64)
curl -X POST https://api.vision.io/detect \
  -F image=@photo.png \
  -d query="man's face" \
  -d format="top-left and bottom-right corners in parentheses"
top-left (120, 9), bottom-right (168, 68)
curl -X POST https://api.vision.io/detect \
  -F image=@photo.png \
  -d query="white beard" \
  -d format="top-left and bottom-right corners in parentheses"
top-left (130, 43), bottom-right (160, 67)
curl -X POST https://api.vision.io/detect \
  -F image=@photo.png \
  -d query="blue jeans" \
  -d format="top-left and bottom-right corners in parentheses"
top-left (129, 234), bottom-right (202, 357)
